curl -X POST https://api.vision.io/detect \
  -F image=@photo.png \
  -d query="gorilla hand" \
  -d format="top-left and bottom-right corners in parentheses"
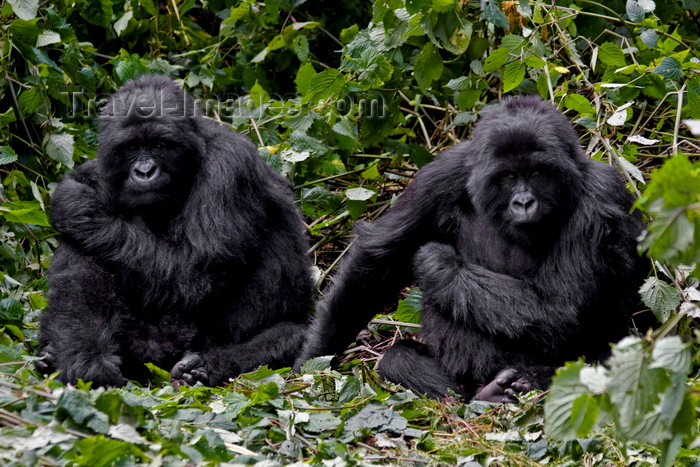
top-left (473, 368), bottom-right (532, 403)
top-left (171, 354), bottom-right (210, 389)
top-left (413, 242), bottom-right (461, 286)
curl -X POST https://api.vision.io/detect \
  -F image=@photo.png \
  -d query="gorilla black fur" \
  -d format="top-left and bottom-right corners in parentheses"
top-left (39, 75), bottom-right (313, 387)
top-left (296, 96), bottom-right (648, 401)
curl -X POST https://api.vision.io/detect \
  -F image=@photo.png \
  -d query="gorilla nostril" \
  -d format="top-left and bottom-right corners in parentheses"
top-left (132, 160), bottom-right (159, 181)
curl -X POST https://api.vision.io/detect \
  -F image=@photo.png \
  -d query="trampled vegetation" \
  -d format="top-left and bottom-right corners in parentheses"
top-left (1, 0), bottom-right (700, 464)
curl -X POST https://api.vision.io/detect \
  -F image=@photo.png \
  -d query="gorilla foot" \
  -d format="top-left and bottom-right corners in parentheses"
top-left (171, 354), bottom-right (210, 389)
top-left (472, 368), bottom-right (532, 403)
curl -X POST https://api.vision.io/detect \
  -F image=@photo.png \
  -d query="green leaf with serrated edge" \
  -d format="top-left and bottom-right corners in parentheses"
top-left (8, 0), bottom-right (38, 20)
top-left (394, 289), bottom-right (422, 324)
top-left (641, 28), bottom-right (659, 48)
top-left (0, 146), bottom-right (17, 165)
top-left (654, 57), bottom-right (684, 80)
top-left (544, 360), bottom-right (603, 440)
top-left (345, 186), bottom-right (376, 201)
top-left (1, 201), bottom-right (50, 226)
top-left (598, 42), bottom-right (626, 67)
top-left (483, 47), bottom-right (509, 73)
top-left (564, 94), bottom-right (595, 115)
top-left (524, 55), bottom-right (546, 68)
top-left (361, 164), bottom-right (381, 181)
top-left (145, 363), bottom-right (171, 386)
top-left (480, 0), bottom-right (509, 29)
top-left (347, 199), bottom-right (367, 219)
top-left (304, 412), bottom-right (342, 433)
top-left (639, 277), bottom-right (682, 323)
top-left (446, 76), bottom-right (470, 90)
top-left (502, 61), bottom-right (526, 92)
top-left (301, 69), bottom-right (347, 105)
top-left (607, 336), bottom-right (671, 442)
top-left (19, 87), bottom-right (42, 115)
top-left (44, 132), bottom-right (74, 168)
top-left (627, 0), bottom-right (646, 22)
top-left (414, 43), bottom-right (443, 89)
top-left (300, 356), bottom-right (333, 373)
top-left (649, 336), bottom-right (692, 374)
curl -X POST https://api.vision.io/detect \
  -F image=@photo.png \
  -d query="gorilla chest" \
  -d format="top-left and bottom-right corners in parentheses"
top-left (459, 218), bottom-right (539, 278)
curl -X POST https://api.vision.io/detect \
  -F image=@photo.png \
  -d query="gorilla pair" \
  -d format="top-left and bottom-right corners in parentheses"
top-left (40, 76), bottom-right (647, 400)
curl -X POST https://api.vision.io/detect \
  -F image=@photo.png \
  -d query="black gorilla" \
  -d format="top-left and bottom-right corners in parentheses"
top-left (38, 75), bottom-right (313, 388)
top-left (296, 97), bottom-right (648, 402)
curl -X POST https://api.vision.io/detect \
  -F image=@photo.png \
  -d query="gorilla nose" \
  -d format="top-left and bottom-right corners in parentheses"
top-left (510, 193), bottom-right (539, 219)
top-left (131, 160), bottom-right (160, 183)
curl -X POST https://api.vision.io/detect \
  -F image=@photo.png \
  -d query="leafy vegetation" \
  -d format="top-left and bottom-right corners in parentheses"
top-left (1, 0), bottom-right (700, 464)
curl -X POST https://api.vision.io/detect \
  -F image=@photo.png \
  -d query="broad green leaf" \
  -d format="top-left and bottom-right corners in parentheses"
top-left (480, 0), bottom-right (509, 29)
top-left (433, 0), bottom-right (456, 12)
top-left (564, 94), bottom-right (595, 115)
top-left (641, 28), bottom-right (659, 48)
top-left (626, 0), bottom-right (646, 22)
top-left (607, 336), bottom-right (671, 442)
top-left (598, 42), bottom-right (626, 67)
top-left (446, 76), bottom-right (470, 90)
top-left (544, 360), bottom-right (602, 440)
top-left (0, 201), bottom-right (50, 226)
top-left (345, 186), bottom-right (377, 201)
top-left (302, 69), bottom-right (347, 105)
top-left (414, 43), bottom-right (443, 89)
top-left (8, 0), bottom-right (38, 20)
top-left (295, 62), bottom-right (316, 95)
top-left (502, 60), bottom-right (526, 93)
top-left (524, 55), bottom-right (546, 68)
top-left (36, 30), bottom-right (61, 47)
top-left (483, 47), bottom-right (509, 73)
top-left (344, 404), bottom-right (408, 434)
top-left (394, 289), bottom-right (423, 324)
top-left (300, 356), bottom-right (333, 373)
top-left (654, 57), bottom-right (684, 81)
top-left (639, 277), bottom-right (682, 323)
top-left (304, 412), bottom-right (342, 433)
top-left (0, 146), bottom-right (18, 165)
top-left (649, 336), bottom-right (692, 374)
top-left (114, 11), bottom-right (133, 37)
top-left (44, 132), bottom-right (75, 168)
top-left (19, 87), bottom-right (42, 115)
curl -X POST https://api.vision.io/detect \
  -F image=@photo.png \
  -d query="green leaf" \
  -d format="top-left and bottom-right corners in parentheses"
top-left (598, 42), bottom-right (626, 67)
top-left (8, 0), bottom-right (38, 20)
top-left (639, 277), bottom-right (682, 323)
top-left (524, 55), bottom-right (546, 68)
top-left (414, 43), bottom-right (443, 89)
top-left (483, 47), bottom-right (509, 73)
top-left (626, 0), bottom-right (646, 22)
top-left (114, 10), bottom-right (133, 37)
top-left (36, 30), bottom-right (61, 47)
top-left (0, 200), bottom-right (50, 226)
top-left (432, 0), bottom-right (456, 12)
top-left (640, 28), bottom-right (659, 48)
top-left (607, 336), bottom-right (671, 442)
top-left (544, 360), bottom-right (602, 440)
top-left (564, 94), bottom-right (595, 116)
top-left (300, 356), bottom-right (333, 373)
top-left (19, 87), bottom-right (43, 116)
top-left (345, 186), bottom-right (376, 201)
top-left (480, 0), bottom-right (510, 29)
top-left (344, 404), bottom-right (408, 435)
top-left (394, 289), bottom-right (422, 324)
top-left (0, 146), bottom-right (18, 165)
top-left (70, 436), bottom-right (145, 467)
top-left (502, 60), bottom-right (526, 93)
top-left (44, 132), bottom-right (75, 168)
top-left (145, 363), bottom-right (171, 386)
top-left (301, 69), bottom-right (347, 105)
top-left (649, 336), bottom-right (692, 374)
top-left (654, 57), bottom-right (684, 81)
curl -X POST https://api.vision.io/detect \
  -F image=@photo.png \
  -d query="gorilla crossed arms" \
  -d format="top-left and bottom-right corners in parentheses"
top-left (295, 97), bottom-right (648, 402)
top-left (38, 75), bottom-right (314, 387)
top-left (39, 76), bottom-right (647, 400)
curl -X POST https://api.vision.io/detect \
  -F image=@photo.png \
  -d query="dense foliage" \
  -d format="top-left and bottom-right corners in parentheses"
top-left (1, 0), bottom-right (700, 464)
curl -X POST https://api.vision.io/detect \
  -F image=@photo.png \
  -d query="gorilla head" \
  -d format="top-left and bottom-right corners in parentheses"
top-left (466, 97), bottom-right (584, 245)
top-left (97, 76), bottom-right (203, 217)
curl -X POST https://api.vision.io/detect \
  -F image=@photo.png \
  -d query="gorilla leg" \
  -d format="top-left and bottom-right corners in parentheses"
top-left (39, 245), bottom-right (128, 387)
top-left (378, 340), bottom-right (466, 399)
top-left (172, 321), bottom-right (308, 386)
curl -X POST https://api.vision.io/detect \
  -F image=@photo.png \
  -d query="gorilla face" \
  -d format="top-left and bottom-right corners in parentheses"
top-left (117, 138), bottom-right (197, 212)
top-left (96, 76), bottom-right (204, 216)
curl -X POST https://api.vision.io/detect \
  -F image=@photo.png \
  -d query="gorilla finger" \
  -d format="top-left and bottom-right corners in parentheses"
top-left (180, 354), bottom-right (204, 370)
top-left (494, 368), bottom-right (519, 385)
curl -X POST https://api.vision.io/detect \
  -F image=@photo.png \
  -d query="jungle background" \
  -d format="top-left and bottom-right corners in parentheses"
top-left (1, 0), bottom-right (700, 465)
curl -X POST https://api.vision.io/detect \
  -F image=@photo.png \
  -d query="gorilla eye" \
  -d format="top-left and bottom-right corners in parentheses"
top-left (507, 172), bottom-right (516, 179)
top-left (531, 171), bottom-right (540, 177)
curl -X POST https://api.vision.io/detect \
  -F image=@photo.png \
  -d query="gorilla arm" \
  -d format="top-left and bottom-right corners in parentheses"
top-left (296, 147), bottom-right (469, 365)
top-left (413, 241), bottom-right (585, 346)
